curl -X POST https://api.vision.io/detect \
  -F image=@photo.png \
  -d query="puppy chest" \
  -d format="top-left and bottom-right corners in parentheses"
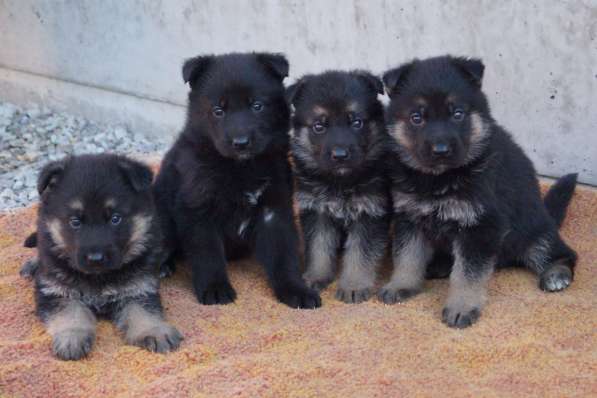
top-left (296, 189), bottom-right (387, 222)
top-left (392, 190), bottom-right (484, 227)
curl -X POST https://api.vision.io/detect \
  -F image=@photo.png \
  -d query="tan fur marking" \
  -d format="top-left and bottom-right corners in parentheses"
top-left (122, 214), bottom-right (153, 264)
top-left (47, 218), bottom-right (67, 251)
top-left (312, 105), bottom-right (328, 116)
top-left (385, 230), bottom-right (433, 291)
top-left (303, 218), bottom-right (339, 288)
top-left (105, 198), bottom-right (116, 208)
top-left (346, 101), bottom-right (359, 113)
top-left (338, 231), bottom-right (377, 291)
top-left (119, 303), bottom-right (164, 343)
top-left (47, 300), bottom-right (96, 336)
top-left (69, 199), bottom-right (83, 211)
top-left (389, 120), bottom-right (413, 149)
top-left (469, 112), bottom-right (489, 144)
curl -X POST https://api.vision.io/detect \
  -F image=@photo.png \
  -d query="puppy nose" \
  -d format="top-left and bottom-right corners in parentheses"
top-left (86, 252), bottom-right (104, 262)
top-left (331, 147), bottom-right (349, 161)
top-left (232, 136), bottom-right (250, 150)
top-left (431, 143), bottom-right (451, 157)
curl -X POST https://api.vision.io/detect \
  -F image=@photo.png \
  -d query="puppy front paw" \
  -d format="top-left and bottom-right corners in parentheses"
top-left (441, 305), bottom-right (480, 329)
top-left (52, 329), bottom-right (95, 360)
top-left (377, 286), bottom-right (421, 304)
top-left (131, 323), bottom-right (183, 353)
top-left (276, 282), bottom-right (321, 309)
top-left (335, 287), bottom-right (372, 304)
top-left (159, 260), bottom-right (176, 279)
top-left (194, 281), bottom-right (237, 305)
top-left (303, 272), bottom-right (334, 291)
top-left (539, 264), bottom-right (572, 292)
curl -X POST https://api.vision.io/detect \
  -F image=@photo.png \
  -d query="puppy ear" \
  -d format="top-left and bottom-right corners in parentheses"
top-left (285, 79), bottom-right (304, 105)
top-left (256, 53), bottom-right (289, 81)
top-left (354, 71), bottom-right (384, 95)
top-left (118, 159), bottom-right (154, 192)
top-left (382, 62), bottom-right (414, 98)
top-left (37, 159), bottom-right (67, 197)
top-left (452, 57), bottom-right (485, 87)
top-left (182, 55), bottom-right (213, 88)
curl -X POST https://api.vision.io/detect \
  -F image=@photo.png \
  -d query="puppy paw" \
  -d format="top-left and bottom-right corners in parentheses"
top-left (539, 265), bottom-right (572, 292)
top-left (195, 281), bottom-right (237, 305)
top-left (132, 324), bottom-right (183, 353)
top-left (159, 261), bottom-right (176, 279)
top-left (377, 286), bottom-right (421, 304)
top-left (52, 329), bottom-right (94, 360)
top-left (441, 305), bottom-right (480, 329)
top-left (276, 282), bottom-right (321, 309)
top-left (335, 287), bottom-right (372, 304)
top-left (303, 273), bottom-right (334, 291)
top-left (20, 258), bottom-right (40, 279)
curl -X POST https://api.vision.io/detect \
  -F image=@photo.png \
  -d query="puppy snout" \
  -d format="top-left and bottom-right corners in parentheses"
top-left (331, 147), bottom-right (350, 162)
top-left (431, 143), bottom-right (452, 158)
top-left (232, 136), bottom-right (251, 150)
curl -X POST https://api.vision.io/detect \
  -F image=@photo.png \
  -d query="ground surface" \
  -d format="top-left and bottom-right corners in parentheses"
top-left (0, 101), bottom-right (169, 210)
top-left (0, 181), bottom-right (595, 397)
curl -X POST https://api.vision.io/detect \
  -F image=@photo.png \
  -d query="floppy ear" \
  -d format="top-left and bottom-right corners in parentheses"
top-left (182, 55), bottom-right (213, 88)
top-left (382, 62), bottom-right (414, 98)
top-left (118, 159), bottom-right (154, 192)
top-left (256, 53), bottom-right (289, 81)
top-left (452, 57), bottom-right (485, 87)
top-left (354, 71), bottom-right (384, 95)
top-left (37, 159), bottom-right (67, 197)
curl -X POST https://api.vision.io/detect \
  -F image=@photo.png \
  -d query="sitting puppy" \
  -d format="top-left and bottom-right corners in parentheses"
top-left (381, 56), bottom-right (578, 328)
top-left (28, 154), bottom-right (182, 360)
top-left (287, 71), bottom-right (391, 303)
top-left (153, 53), bottom-right (321, 309)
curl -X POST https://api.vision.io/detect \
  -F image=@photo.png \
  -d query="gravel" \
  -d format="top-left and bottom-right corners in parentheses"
top-left (0, 101), bottom-right (171, 210)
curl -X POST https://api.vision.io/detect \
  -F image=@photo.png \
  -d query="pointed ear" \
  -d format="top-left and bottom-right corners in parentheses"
top-left (256, 53), bottom-right (289, 81)
top-left (182, 55), bottom-right (213, 88)
top-left (285, 79), bottom-right (305, 105)
top-left (452, 57), bottom-right (485, 87)
top-left (382, 62), bottom-right (415, 98)
top-left (37, 159), bottom-right (67, 197)
top-left (118, 159), bottom-right (154, 192)
top-left (354, 70), bottom-right (384, 95)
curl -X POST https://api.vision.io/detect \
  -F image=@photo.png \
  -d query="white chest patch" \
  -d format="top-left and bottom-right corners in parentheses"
top-left (296, 190), bottom-right (387, 222)
top-left (238, 219), bottom-right (251, 237)
top-left (244, 182), bottom-right (269, 206)
top-left (263, 208), bottom-right (275, 223)
top-left (392, 191), bottom-right (484, 227)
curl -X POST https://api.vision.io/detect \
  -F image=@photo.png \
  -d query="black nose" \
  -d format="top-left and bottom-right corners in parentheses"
top-left (232, 136), bottom-right (250, 150)
top-left (86, 252), bottom-right (104, 262)
top-left (431, 143), bottom-right (451, 157)
top-left (331, 147), bottom-right (349, 161)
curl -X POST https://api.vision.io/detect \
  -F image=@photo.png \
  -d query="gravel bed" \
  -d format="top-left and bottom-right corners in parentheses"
top-left (0, 101), bottom-right (171, 210)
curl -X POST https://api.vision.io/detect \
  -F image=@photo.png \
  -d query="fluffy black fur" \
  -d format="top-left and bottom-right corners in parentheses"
top-left (288, 71), bottom-right (391, 303)
top-left (27, 154), bottom-right (182, 360)
top-left (153, 52), bottom-right (321, 309)
top-left (382, 55), bottom-right (578, 328)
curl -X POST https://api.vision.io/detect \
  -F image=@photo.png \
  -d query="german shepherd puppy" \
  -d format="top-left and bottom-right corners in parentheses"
top-left (153, 53), bottom-right (321, 309)
top-left (287, 71), bottom-right (391, 303)
top-left (28, 154), bottom-right (182, 360)
top-left (381, 56), bottom-right (578, 328)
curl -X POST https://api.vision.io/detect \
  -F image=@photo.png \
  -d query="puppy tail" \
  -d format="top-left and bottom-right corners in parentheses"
top-left (544, 173), bottom-right (578, 228)
top-left (24, 232), bottom-right (37, 248)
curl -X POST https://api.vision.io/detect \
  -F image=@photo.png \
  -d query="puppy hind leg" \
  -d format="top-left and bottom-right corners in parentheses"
top-left (302, 213), bottom-right (340, 291)
top-left (524, 233), bottom-right (576, 292)
top-left (336, 216), bottom-right (388, 304)
top-left (379, 222), bottom-right (433, 304)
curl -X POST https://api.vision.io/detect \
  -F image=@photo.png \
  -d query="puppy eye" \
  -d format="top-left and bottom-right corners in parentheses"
top-left (452, 108), bottom-right (465, 121)
top-left (212, 106), bottom-right (225, 118)
top-left (110, 213), bottom-right (122, 226)
top-left (351, 118), bottom-right (363, 130)
top-left (251, 101), bottom-right (264, 112)
top-left (410, 112), bottom-right (423, 126)
top-left (312, 121), bottom-right (326, 134)
top-left (69, 217), bottom-right (82, 229)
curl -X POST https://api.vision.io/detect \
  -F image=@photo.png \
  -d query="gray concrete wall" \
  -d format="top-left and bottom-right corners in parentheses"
top-left (0, 0), bottom-right (595, 183)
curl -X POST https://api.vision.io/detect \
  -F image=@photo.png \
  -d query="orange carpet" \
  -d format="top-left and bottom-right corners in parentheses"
top-left (0, 183), bottom-right (596, 397)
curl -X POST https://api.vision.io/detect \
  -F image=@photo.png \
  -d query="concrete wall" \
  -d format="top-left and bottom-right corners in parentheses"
top-left (0, 0), bottom-right (595, 184)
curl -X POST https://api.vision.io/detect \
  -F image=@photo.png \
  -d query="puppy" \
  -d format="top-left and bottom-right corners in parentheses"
top-left (381, 56), bottom-right (578, 328)
top-left (287, 71), bottom-right (391, 303)
top-left (28, 154), bottom-right (182, 360)
top-left (153, 53), bottom-right (321, 309)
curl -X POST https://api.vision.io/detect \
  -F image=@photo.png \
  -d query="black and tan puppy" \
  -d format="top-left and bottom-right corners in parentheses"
top-left (381, 56), bottom-right (578, 328)
top-left (287, 71), bottom-right (391, 303)
top-left (153, 53), bottom-right (321, 309)
top-left (28, 154), bottom-right (182, 360)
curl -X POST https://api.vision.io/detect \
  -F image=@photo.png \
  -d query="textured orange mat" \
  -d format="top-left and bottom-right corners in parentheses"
top-left (0, 184), bottom-right (596, 397)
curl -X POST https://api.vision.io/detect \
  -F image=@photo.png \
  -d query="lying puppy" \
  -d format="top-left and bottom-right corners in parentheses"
top-left (26, 154), bottom-right (182, 360)
top-left (287, 71), bottom-right (391, 303)
top-left (381, 56), bottom-right (578, 328)
top-left (154, 52), bottom-right (321, 309)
